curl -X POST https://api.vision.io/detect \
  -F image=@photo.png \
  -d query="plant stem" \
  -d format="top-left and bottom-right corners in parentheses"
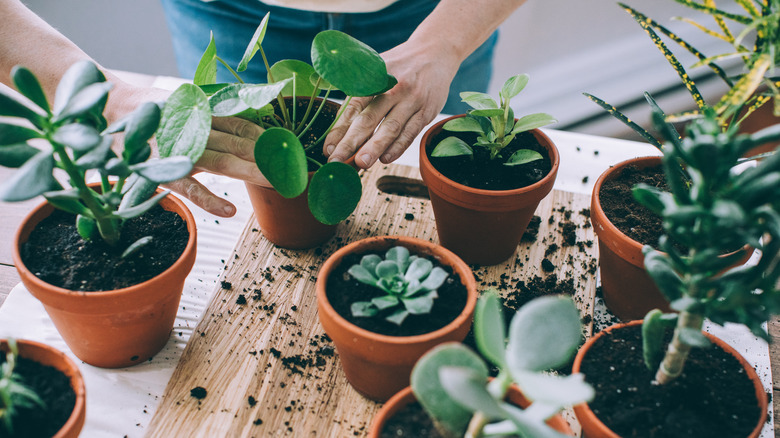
top-left (258, 46), bottom-right (292, 129)
top-left (655, 310), bottom-right (704, 384)
top-left (295, 80), bottom-right (322, 136)
top-left (216, 57), bottom-right (244, 84)
top-left (311, 94), bottom-right (349, 150)
top-left (465, 371), bottom-right (512, 438)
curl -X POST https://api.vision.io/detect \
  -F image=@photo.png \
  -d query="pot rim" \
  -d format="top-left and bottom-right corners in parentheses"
top-left (316, 235), bottom-right (477, 345)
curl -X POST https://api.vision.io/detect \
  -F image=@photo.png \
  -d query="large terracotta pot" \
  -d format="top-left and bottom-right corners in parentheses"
top-left (316, 235), bottom-right (477, 402)
top-left (1, 339), bottom-right (86, 438)
top-left (12, 191), bottom-right (197, 368)
top-left (369, 384), bottom-right (573, 437)
top-left (572, 320), bottom-right (768, 438)
top-left (419, 115), bottom-right (560, 265)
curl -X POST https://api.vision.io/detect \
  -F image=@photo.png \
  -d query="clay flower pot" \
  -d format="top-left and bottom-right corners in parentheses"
top-left (419, 115), bottom-right (560, 265)
top-left (1, 339), bottom-right (86, 438)
top-left (12, 192), bottom-right (197, 368)
top-left (316, 236), bottom-right (477, 402)
top-left (591, 156), bottom-right (752, 320)
top-left (369, 384), bottom-right (573, 437)
top-left (572, 320), bottom-right (768, 438)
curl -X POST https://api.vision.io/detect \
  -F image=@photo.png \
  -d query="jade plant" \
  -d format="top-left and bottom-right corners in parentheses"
top-left (347, 246), bottom-right (449, 325)
top-left (0, 61), bottom-right (202, 250)
top-left (410, 291), bottom-right (594, 438)
top-left (163, 13), bottom-right (397, 225)
top-left (0, 339), bottom-right (44, 434)
top-left (431, 74), bottom-right (556, 166)
top-left (636, 109), bottom-right (780, 385)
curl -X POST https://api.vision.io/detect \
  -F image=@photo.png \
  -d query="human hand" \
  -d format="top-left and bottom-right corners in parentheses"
top-left (322, 40), bottom-right (461, 169)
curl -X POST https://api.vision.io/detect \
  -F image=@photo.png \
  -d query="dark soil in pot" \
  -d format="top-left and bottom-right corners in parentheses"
top-left (428, 130), bottom-right (552, 190)
top-left (264, 97), bottom-right (337, 172)
top-left (20, 205), bottom-right (188, 291)
top-left (0, 355), bottom-right (76, 438)
top-left (580, 324), bottom-right (763, 438)
top-left (380, 401), bottom-right (445, 438)
top-left (325, 252), bottom-right (468, 337)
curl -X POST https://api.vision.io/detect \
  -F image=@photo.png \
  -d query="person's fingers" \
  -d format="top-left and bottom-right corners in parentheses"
top-left (377, 110), bottom-right (431, 164)
top-left (327, 94), bottom-right (402, 166)
top-left (323, 97), bottom-right (371, 159)
top-left (163, 176), bottom-right (237, 218)
top-left (194, 148), bottom-right (269, 186)
top-left (208, 117), bottom-right (264, 162)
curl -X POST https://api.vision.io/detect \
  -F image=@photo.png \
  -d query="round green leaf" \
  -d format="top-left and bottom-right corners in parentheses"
top-left (11, 66), bottom-right (50, 113)
top-left (460, 91), bottom-right (497, 110)
top-left (52, 123), bottom-right (101, 151)
top-left (504, 149), bottom-right (543, 166)
top-left (431, 137), bottom-right (473, 158)
top-left (308, 161), bottom-right (362, 225)
top-left (255, 127), bottom-right (308, 199)
top-left (474, 291), bottom-right (507, 369)
top-left (123, 102), bottom-right (162, 157)
top-left (53, 60), bottom-right (105, 115)
top-left (311, 30), bottom-right (395, 97)
top-left (442, 117), bottom-right (484, 134)
top-left (239, 81), bottom-right (290, 109)
top-left (56, 82), bottom-right (112, 121)
top-left (157, 83), bottom-right (211, 162)
top-left (269, 60), bottom-right (317, 97)
top-left (511, 113), bottom-right (557, 134)
top-left (130, 156), bottom-right (193, 183)
top-left (210, 84), bottom-right (251, 116)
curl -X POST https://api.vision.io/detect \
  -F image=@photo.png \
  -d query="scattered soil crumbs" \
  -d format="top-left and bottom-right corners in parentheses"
top-left (190, 387), bottom-right (207, 399)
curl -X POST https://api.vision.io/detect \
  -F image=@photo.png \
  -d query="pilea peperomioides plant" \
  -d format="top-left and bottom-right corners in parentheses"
top-left (636, 109), bottom-right (780, 385)
top-left (0, 339), bottom-right (43, 435)
top-left (0, 61), bottom-right (202, 250)
top-left (348, 246), bottom-right (449, 325)
top-left (410, 291), bottom-right (594, 438)
top-left (164, 13), bottom-right (397, 225)
top-left (431, 74), bottom-right (556, 166)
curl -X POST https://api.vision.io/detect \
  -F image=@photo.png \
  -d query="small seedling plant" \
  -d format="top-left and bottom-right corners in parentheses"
top-left (636, 109), bottom-right (780, 385)
top-left (0, 339), bottom-right (44, 435)
top-left (0, 61), bottom-right (201, 252)
top-left (431, 74), bottom-right (556, 167)
top-left (163, 13), bottom-right (397, 225)
top-left (410, 291), bottom-right (594, 438)
top-left (347, 246), bottom-right (449, 325)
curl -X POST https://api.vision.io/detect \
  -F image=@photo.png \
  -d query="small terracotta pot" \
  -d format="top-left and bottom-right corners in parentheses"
top-left (316, 236), bottom-right (477, 402)
top-left (419, 115), bottom-right (560, 265)
top-left (369, 384), bottom-right (574, 437)
top-left (591, 156), bottom-right (753, 320)
top-left (571, 320), bottom-right (768, 438)
top-left (12, 191), bottom-right (197, 368)
top-left (1, 339), bottom-right (86, 438)
top-left (246, 97), bottom-right (356, 249)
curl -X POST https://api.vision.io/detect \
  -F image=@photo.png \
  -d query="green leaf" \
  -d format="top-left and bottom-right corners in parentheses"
top-left (385, 246), bottom-right (410, 270)
top-left (469, 108), bottom-right (504, 118)
top-left (308, 161), bottom-right (362, 225)
top-left (460, 91), bottom-right (498, 110)
top-left (678, 327), bottom-right (710, 348)
top-left (269, 60), bottom-right (317, 97)
top-left (199, 83), bottom-right (230, 96)
top-left (642, 248), bottom-right (684, 302)
top-left (11, 66), bottom-right (50, 113)
top-left (237, 13), bottom-right (270, 73)
top-left (633, 184), bottom-right (674, 216)
top-left (439, 366), bottom-right (504, 418)
top-left (505, 295), bottom-right (582, 372)
top-left (420, 267), bottom-right (448, 291)
top-left (500, 74), bottom-right (529, 102)
top-left (43, 188), bottom-right (89, 216)
top-left (119, 177), bottom-right (157, 210)
top-left (411, 343), bottom-right (486, 436)
top-left (347, 264), bottom-right (378, 285)
top-left (130, 156), bottom-right (193, 183)
top-left (643, 309), bottom-right (671, 370)
top-left (402, 291), bottom-right (436, 314)
top-left (405, 258), bottom-right (433, 282)
top-left (194, 32), bottom-right (218, 86)
top-left (442, 116), bottom-right (484, 134)
top-left (474, 291), bottom-right (507, 368)
top-left (350, 301), bottom-right (378, 317)
top-left (311, 30), bottom-right (396, 97)
top-left (115, 189), bottom-right (169, 219)
top-left (0, 143), bottom-right (39, 168)
top-left (583, 93), bottom-right (663, 150)
top-left (56, 82), bottom-right (112, 121)
top-left (386, 308), bottom-right (409, 325)
top-left (74, 135), bottom-right (113, 169)
top-left (0, 122), bottom-right (42, 146)
top-left (121, 236), bottom-right (153, 259)
top-left (239, 81), bottom-right (290, 109)
top-left (0, 151), bottom-right (57, 201)
top-left (157, 83), bottom-right (211, 162)
top-left (504, 149), bottom-right (543, 166)
top-left (76, 214), bottom-right (98, 241)
top-left (513, 370), bottom-right (594, 407)
top-left (371, 295), bottom-right (400, 310)
top-left (122, 102), bottom-right (162, 159)
top-left (0, 87), bottom-right (46, 127)
top-left (210, 84), bottom-right (251, 116)
top-left (375, 260), bottom-right (400, 279)
top-left (360, 254), bottom-right (382, 273)
top-left (511, 113), bottom-right (557, 134)
top-left (51, 123), bottom-right (101, 151)
top-left (431, 137), bottom-right (473, 158)
top-left (53, 60), bottom-right (105, 115)
top-left (255, 127), bottom-right (307, 198)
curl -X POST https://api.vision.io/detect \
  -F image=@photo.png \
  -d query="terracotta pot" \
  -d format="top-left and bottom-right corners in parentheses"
top-left (316, 236), bottom-right (477, 402)
top-left (591, 156), bottom-right (753, 320)
top-left (419, 115), bottom-right (560, 265)
top-left (369, 384), bottom-right (574, 437)
top-left (1, 339), bottom-right (86, 438)
top-left (12, 190), bottom-right (197, 368)
top-left (572, 320), bottom-right (768, 438)
top-left (246, 97), bottom-right (356, 249)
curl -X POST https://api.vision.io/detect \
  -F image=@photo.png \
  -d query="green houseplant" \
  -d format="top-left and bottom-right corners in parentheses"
top-left (163, 13), bottom-right (396, 248)
top-left (1, 60), bottom-right (203, 367)
top-left (573, 110), bottom-right (780, 437)
top-left (419, 74), bottom-right (560, 265)
top-left (371, 291), bottom-right (592, 438)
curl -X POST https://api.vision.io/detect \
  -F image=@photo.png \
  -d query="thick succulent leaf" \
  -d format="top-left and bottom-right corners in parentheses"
top-left (0, 143), bottom-right (39, 168)
top-left (512, 113), bottom-right (557, 134)
top-left (474, 291), bottom-right (507, 368)
top-left (255, 127), bottom-right (307, 198)
top-left (121, 236), bottom-right (153, 259)
top-left (115, 189), bottom-right (169, 219)
top-left (308, 161), bottom-right (362, 224)
top-left (642, 309), bottom-right (676, 370)
top-left (194, 32), bottom-right (218, 86)
top-left (371, 295), bottom-right (399, 310)
top-left (76, 215), bottom-right (99, 241)
top-left (420, 267), bottom-right (449, 291)
top-left (122, 102), bottom-right (162, 159)
top-left (51, 123), bottom-right (101, 151)
top-left (130, 156), bottom-right (193, 183)
top-left (239, 81), bottom-right (290, 109)
top-left (513, 370), bottom-right (594, 407)
top-left (56, 82), bottom-right (113, 121)
top-left (500, 403), bottom-right (574, 438)
top-left (431, 137), bottom-right (473, 158)
top-left (403, 291), bottom-right (437, 314)
top-left (237, 13), bottom-right (270, 73)
top-left (439, 366), bottom-right (504, 419)
top-left (505, 149), bottom-right (543, 166)
top-left (678, 327), bottom-right (711, 348)
top-left (500, 74), bottom-right (530, 102)
top-left (442, 116), bottom-right (484, 134)
top-left (0, 122), bottom-right (42, 146)
top-left (311, 30), bottom-right (395, 97)
top-left (375, 260), bottom-right (401, 279)
top-left (360, 254), bottom-right (382, 273)
top-left (119, 177), bottom-right (157, 210)
top-left (0, 151), bottom-right (57, 201)
top-left (74, 135), bottom-right (113, 169)
top-left (460, 91), bottom-right (498, 110)
top-left (44, 188), bottom-right (89, 216)
top-left (385, 246), bottom-right (410, 270)
top-left (505, 296), bottom-right (582, 372)
top-left (347, 264), bottom-right (378, 285)
top-left (157, 83), bottom-right (211, 162)
top-left (405, 257), bottom-right (433, 282)
top-left (210, 84), bottom-right (251, 116)
top-left (11, 66), bottom-right (50, 113)
top-left (643, 249), bottom-right (684, 302)
top-left (0, 87), bottom-right (46, 127)
top-left (632, 183), bottom-right (674, 215)
top-left (386, 308), bottom-right (409, 325)
top-left (53, 60), bottom-right (105, 115)
top-left (269, 60), bottom-right (317, 97)
top-left (411, 343), bottom-right (487, 436)
top-left (351, 301), bottom-right (378, 317)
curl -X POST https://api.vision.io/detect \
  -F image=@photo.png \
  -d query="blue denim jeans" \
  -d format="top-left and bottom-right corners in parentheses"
top-left (159, 0), bottom-right (497, 114)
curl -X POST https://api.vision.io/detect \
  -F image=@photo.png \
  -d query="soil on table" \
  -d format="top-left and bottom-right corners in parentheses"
top-left (325, 251), bottom-right (468, 337)
top-left (0, 355), bottom-right (76, 438)
top-left (20, 205), bottom-right (188, 291)
top-left (428, 129), bottom-right (552, 190)
top-left (580, 324), bottom-right (765, 438)
top-left (265, 97), bottom-right (337, 172)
